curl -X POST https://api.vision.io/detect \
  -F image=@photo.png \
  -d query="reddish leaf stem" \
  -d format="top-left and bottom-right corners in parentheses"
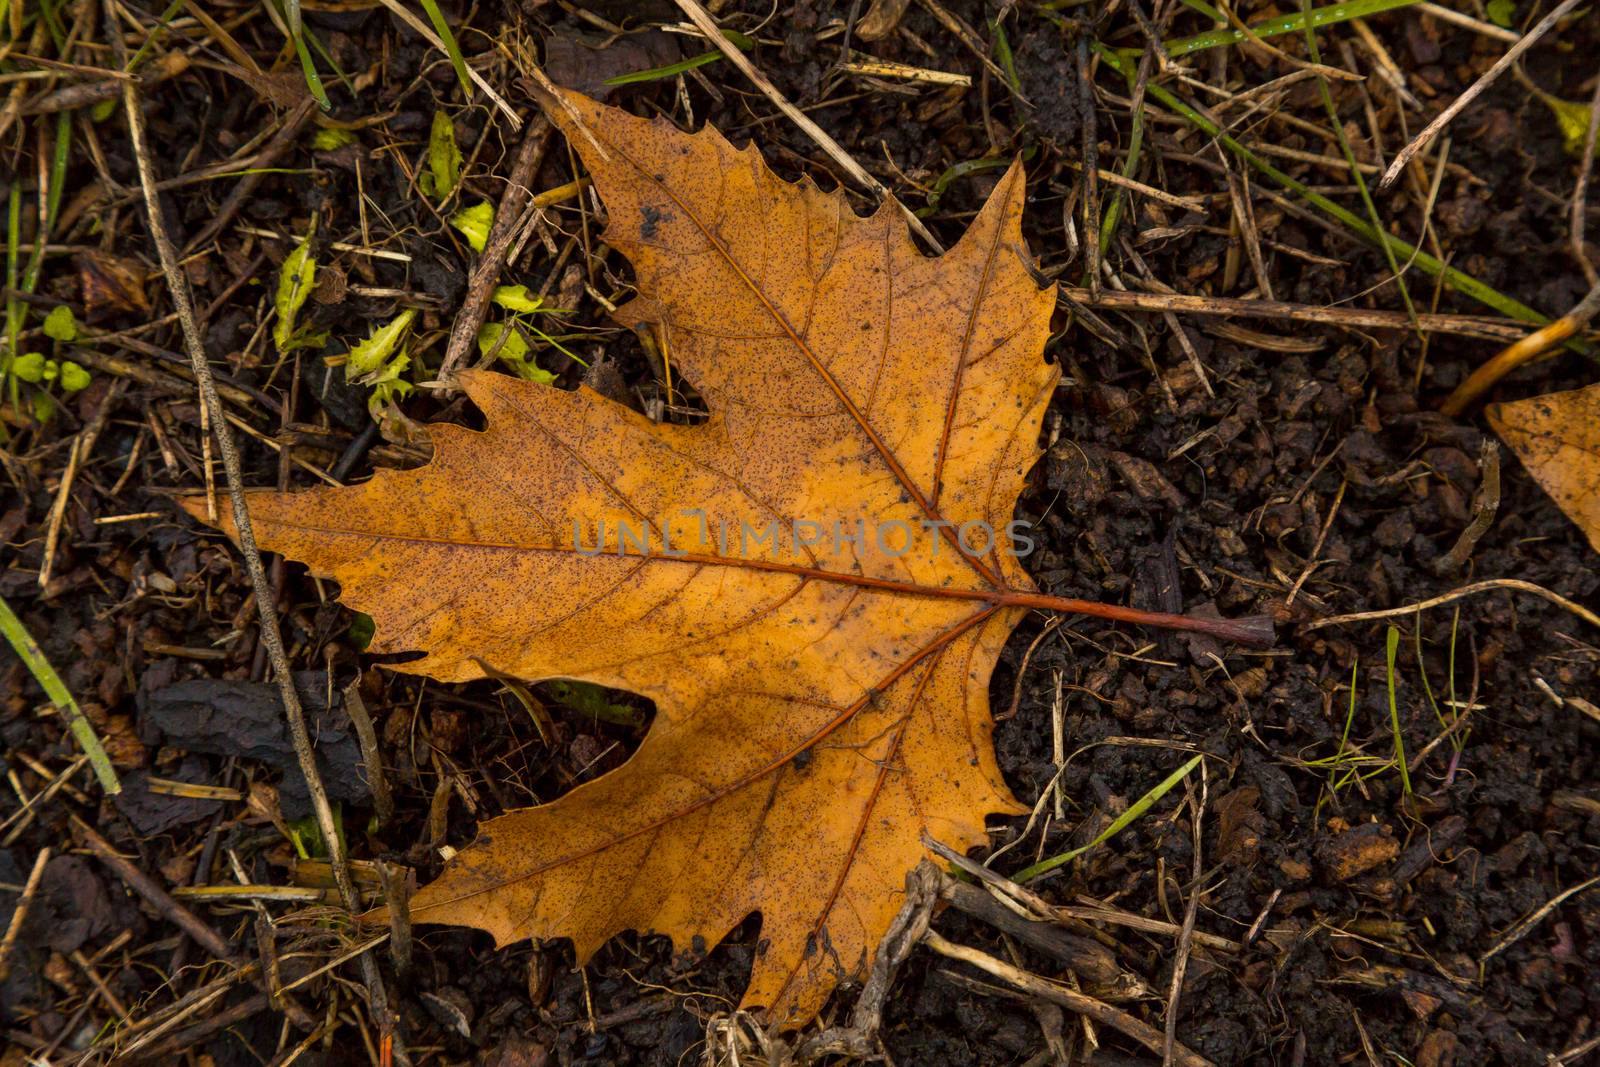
top-left (998, 592), bottom-right (1277, 649)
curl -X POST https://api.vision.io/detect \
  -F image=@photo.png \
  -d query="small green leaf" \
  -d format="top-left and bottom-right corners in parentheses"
top-left (311, 127), bottom-right (356, 151)
top-left (365, 351), bottom-right (414, 417)
top-left (1485, 0), bottom-right (1515, 26)
top-left (477, 321), bottom-right (556, 384)
top-left (288, 804), bottom-right (345, 859)
top-left (347, 612), bottom-right (375, 650)
top-left (491, 284), bottom-right (543, 313)
top-left (544, 680), bottom-right (645, 728)
top-left (1537, 92), bottom-right (1600, 159)
top-left (58, 361), bottom-right (90, 392)
top-left (450, 201), bottom-right (494, 253)
top-left (90, 98), bottom-right (117, 123)
top-left (346, 309), bottom-right (417, 379)
top-left (42, 305), bottom-right (78, 342)
top-left (273, 233), bottom-right (317, 353)
top-left (427, 111), bottom-right (462, 200)
top-left (31, 389), bottom-right (56, 421)
top-left (11, 352), bottom-right (45, 383)
top-left (505, 358), bottom-right (555, 385)
top-left (477, 320), bottom-right (529, 361)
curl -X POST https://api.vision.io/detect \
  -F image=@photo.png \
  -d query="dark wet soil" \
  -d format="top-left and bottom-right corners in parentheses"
top-left (3, 1), bottom-right (1598, 1065)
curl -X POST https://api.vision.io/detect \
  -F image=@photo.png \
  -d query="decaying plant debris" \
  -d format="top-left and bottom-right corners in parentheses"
top-left (2, 1), bottom-right (1599, 1065)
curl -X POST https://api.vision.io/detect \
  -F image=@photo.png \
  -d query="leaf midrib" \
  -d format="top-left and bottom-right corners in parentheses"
top-left (256, 517), bottom-right (1000, 604)
top-left (602, 126), bottom-right (1008, 588)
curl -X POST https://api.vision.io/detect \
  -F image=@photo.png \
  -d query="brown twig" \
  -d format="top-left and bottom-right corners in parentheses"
top-left (182, 97), bottom-right (316, 254)
top-left (1058, 286), bottom-right (1528, 341)
top-left (373, 0), bottom-right (520, 127)
top-left (436, 118), bottom-right (554, 381)
top-left (999, 615), bottom-right (1065, 721)
top-left (938, 878), bottom-right (1138, 996)
top-left (1285, 478), bottom-right (1346, 607)
top-left (0, 846), bottom-right (49, 984)
top-left (73, 816), bottom-right (317, 1032)
top-left (1417, 2), bottom-right (1519, 42)
top-left (39, 379), bottom-right (125, 588)
top-left (1378, 0), bottom-right (1586, 190)
top-left (126, 994), bottom-right (272, 1063)
top-left (797, 862), bottom-right (942, 1062)
top-left (1164, 773), bottom-right (1207, 1065)
top-left (117, 49), bottom-right (400, 1058)
top-left (1304, 578), bottom-right (1600, 633)
top-left (923, 930), bottom-right (1215, 1067)
top-left (1433, 440), bottom-right (1500, 574)
top-left (343, 678), bottom-right (394, 825)
top-left (914, 0), bottom-right (1016, 92)
top-left (1439, 276), bottom-right (1600, 416)
top-left (1481, 874), bottom-right (1600, 965)
top-left (378, 860), bottom-right (414, 979)
top-left (0, 756), bottom-right (89, 844)
top-left (1079, 32), bottom-right (1101, 292)
top-left (1057, 897), bottom-right (1242, 954)
top-left (74, 818), bottom-right (223, 961)
top-left (670, 0), bottom-right (945, 253)
top-left (38, 438), bottom-right (80, 590)
top-left (1572, 72), bottom-right (1600, 285)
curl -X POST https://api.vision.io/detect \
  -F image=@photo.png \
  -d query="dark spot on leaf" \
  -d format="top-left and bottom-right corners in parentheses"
top-left (640, 204), bottom-right (664, 240)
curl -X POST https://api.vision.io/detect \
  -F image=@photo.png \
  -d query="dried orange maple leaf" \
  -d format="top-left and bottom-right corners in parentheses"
top-left (1488, 382), bottom-right (1600, 554)
top-left (184, 86), bottom-right (1265, 1024)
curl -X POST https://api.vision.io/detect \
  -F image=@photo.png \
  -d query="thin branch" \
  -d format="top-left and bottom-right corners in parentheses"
top-left (1440, 276), bottom-right (1600, 415)
top-left (0, 846), bottom-right (49, 984)
top-left (437, 118), bottom-right (553, 381)
top-left (1305, 579), bottom-right (1600, 633)
top-left (1378, 0), bottom-right (1585, 189)
top-left (373, 0), bottom-right (520, 128)
top-left (118, 50), bottom-right (403, 1060)
top-left (670, 0), bottom-right (946, 252)
top-left (1572, 72), bottom-right (1600, 285)
top-left (923, 930), bottom-right (1215, 1067)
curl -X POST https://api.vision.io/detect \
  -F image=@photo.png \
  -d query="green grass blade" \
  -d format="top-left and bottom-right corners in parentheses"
top-left (604, 49), bottom-right (727, 87)
top-left (4, 180), bottom-right (20, 409)
top-left (1014, 753), bottom-right (1204, 881)
top-left (1098, 49), bottom-right (1152, 258)
top-left (22, 111), bottom-right (72, 298)
top-left (1300, 0), bottom-right (1422, 342)
top-left (416, 0), bottom-right (474, 102)
top-left (990, 17), bottom-right (1021, 94)
top-left (298, 16), bottom-right (354, 98)
top-left (1384, 626), bottom-right (1413, 795)
top-left (1092, 43), bottom-right (1589, 356)
top-left (916, 153), bottom-right (1025, 217)
top-left (123, 0), bottom-right (186, 73)
top-left (0, 594), bottom-right (121, 794)
top-left (602, 29), bottom-right (755, 87)
top-left (287, 20), bottom-right (331, 109)
top-left (1164, 0), bottom-right (1421, 58)
top-left (1176, 0), bottom-right (1227, 22)
top-left (1412, 609), bottom-right (1446, 731)
top-left (1333, 659), bottom-right (1358, 776)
